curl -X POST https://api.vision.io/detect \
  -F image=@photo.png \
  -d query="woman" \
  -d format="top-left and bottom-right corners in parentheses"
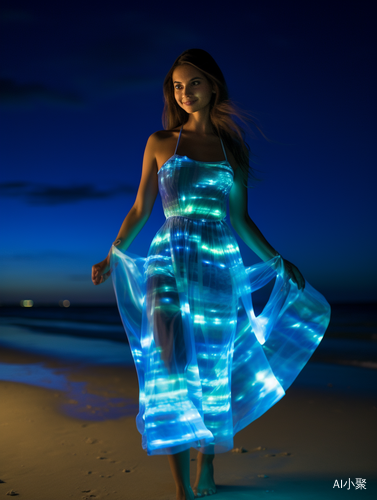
top-left (92, 49), bottom-right (331, 500)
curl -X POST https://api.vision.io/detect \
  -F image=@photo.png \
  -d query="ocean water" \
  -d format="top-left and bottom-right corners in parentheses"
top-left (0, 303), bottom-right (376, 369)
top-left (0, 305), bottom-right (138, 421)
top-left (1, 303), bottom-right (376, 421)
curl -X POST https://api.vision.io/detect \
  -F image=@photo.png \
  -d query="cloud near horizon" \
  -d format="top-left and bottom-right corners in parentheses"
top-left (0, 181), bottom-right (135, 205)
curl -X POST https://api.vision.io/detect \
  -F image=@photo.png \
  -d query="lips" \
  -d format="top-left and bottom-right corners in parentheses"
top-left (183, 100), bottom-right (197, 105)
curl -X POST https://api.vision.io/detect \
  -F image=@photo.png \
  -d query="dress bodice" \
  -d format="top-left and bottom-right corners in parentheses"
top-left (157, 127), bottom-right (234, 222)
top-left (158, 156), bottom-right (234, 221)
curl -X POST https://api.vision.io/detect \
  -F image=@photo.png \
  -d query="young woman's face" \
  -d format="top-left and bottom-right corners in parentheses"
top-left (172, 64), bottom-right (214, 114)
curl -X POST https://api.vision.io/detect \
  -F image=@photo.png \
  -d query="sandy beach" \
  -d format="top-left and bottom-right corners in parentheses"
top-left (0, 345), bottom-right (376, 500)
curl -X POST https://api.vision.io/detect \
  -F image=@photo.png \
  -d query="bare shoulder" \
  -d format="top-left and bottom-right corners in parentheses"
top-left (147, 128), bottom-right (181, 171)
top-left (148, 129), bottom-right (177, 143)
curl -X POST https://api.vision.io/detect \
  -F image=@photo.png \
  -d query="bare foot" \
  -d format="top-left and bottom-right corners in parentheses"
top-left (193, 452), bottom-right (216, 497)
top-left (176, 485), bottom-right (195, 500)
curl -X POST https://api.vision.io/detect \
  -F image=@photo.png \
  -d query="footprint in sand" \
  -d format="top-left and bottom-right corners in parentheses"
top-left (264, 451), bottom-right (291, 458)
top-left (122, 467), bottom-right (136, 473)
top-left (81, 490), bottom-right (96, 498)
top-left (85, 437), bottom-right (97, 444)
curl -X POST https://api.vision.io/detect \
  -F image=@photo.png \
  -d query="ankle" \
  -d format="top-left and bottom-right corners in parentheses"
top-left (176, 484), bottom-right (193, 500)
top-left (176, 482), bottom-right (191, 492)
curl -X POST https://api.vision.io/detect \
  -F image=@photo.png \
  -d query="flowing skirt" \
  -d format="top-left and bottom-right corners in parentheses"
top-left (110, 216), bottom-right (331, 455)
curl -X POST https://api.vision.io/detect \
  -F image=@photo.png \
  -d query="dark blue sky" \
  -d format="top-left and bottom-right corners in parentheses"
top-left (0, 0), bottom-right (376, 305)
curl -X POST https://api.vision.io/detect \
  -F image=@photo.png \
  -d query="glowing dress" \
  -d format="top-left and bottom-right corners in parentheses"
top-left (110, 127), bottom-right (331, 456)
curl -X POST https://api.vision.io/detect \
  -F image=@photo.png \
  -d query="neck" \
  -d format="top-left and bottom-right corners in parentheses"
top-left (183, 108), bottom-right (215, 135)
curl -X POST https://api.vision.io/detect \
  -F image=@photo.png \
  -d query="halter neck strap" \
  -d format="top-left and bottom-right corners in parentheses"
top-left (219, 135), bottom-right (228, 162)
top-left (174, 126), bottom-right (183, 155)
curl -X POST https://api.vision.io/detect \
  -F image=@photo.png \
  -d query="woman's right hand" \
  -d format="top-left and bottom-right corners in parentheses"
top-left (92, 255), bottom-right (112, 285)
top-left (282, 258), bottom-right (305, 291)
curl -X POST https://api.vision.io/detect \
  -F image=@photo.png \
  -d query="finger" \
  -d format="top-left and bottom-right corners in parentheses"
top-left (295, 272), bottom-right (305, 290)
top-left (298, 273), bottom-right (305, 290)
top-left (102, 271), bottom-right (111, 282)
top-left (290, 274), bottom-right (298, 286)
top-left (93, 273), bottom-right (102, 285)
top-left (286, 266), bottom-right (296, 284)
top-left (292, 269), bottom-right (303, 289)
top-left (299, 274), bottom-right (305, 289)
top-left (288, 268), bottom-right (301, 289)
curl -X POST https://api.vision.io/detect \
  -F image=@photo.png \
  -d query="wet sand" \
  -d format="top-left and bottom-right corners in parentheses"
top-left (0, 348), bottom-right (376, 499)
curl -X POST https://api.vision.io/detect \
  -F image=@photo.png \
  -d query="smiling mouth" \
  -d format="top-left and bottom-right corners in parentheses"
top-left (183, 100), bottom-right (197, 105)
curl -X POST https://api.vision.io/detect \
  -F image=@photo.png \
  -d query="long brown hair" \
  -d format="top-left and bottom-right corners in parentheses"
top-left (162, 48), bottom-right (265, 188)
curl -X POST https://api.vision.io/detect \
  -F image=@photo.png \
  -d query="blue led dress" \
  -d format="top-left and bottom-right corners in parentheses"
top-left (110, 126), bottom-right (331, 456)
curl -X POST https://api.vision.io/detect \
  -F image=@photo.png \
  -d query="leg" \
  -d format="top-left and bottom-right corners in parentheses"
top-left (167, 448), bottom-right (195, 500)
top-left (146, 272), bottom-right (186, 374)
top-left (193, 448), bottom-right (216, 497)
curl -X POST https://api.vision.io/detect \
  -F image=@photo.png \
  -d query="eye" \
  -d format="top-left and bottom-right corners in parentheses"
top-left (174, 81), bottom-right (200, 90)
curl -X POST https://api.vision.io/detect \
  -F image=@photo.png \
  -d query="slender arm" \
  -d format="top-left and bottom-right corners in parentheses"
top-left (228, 151), bottom-right (306, 289)
top-left (111, 206), bottom-right (150, 253)
top-left (92, 132), bottom-right (159, 284)
top-left (231, 214), bottom-right (280, 262)
top-left (110, 133), bottom-right (160, 254)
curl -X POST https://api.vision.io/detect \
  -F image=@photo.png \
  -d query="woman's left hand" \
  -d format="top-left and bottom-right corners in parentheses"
top-left (282, 258), bottom-right (305, 291)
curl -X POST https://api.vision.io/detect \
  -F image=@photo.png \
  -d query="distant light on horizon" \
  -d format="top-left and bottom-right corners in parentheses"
top-left (59, 300), bottom-right (71, 308)
top-left (21, 300), bottom-right (34, 307)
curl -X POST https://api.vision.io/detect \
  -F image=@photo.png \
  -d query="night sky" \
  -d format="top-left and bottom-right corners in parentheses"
top-left (0, 0), bottom-right (375, 305)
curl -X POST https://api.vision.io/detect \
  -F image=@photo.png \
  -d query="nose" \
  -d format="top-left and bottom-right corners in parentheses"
top-left (182, 87), bottom-right (193, 98)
